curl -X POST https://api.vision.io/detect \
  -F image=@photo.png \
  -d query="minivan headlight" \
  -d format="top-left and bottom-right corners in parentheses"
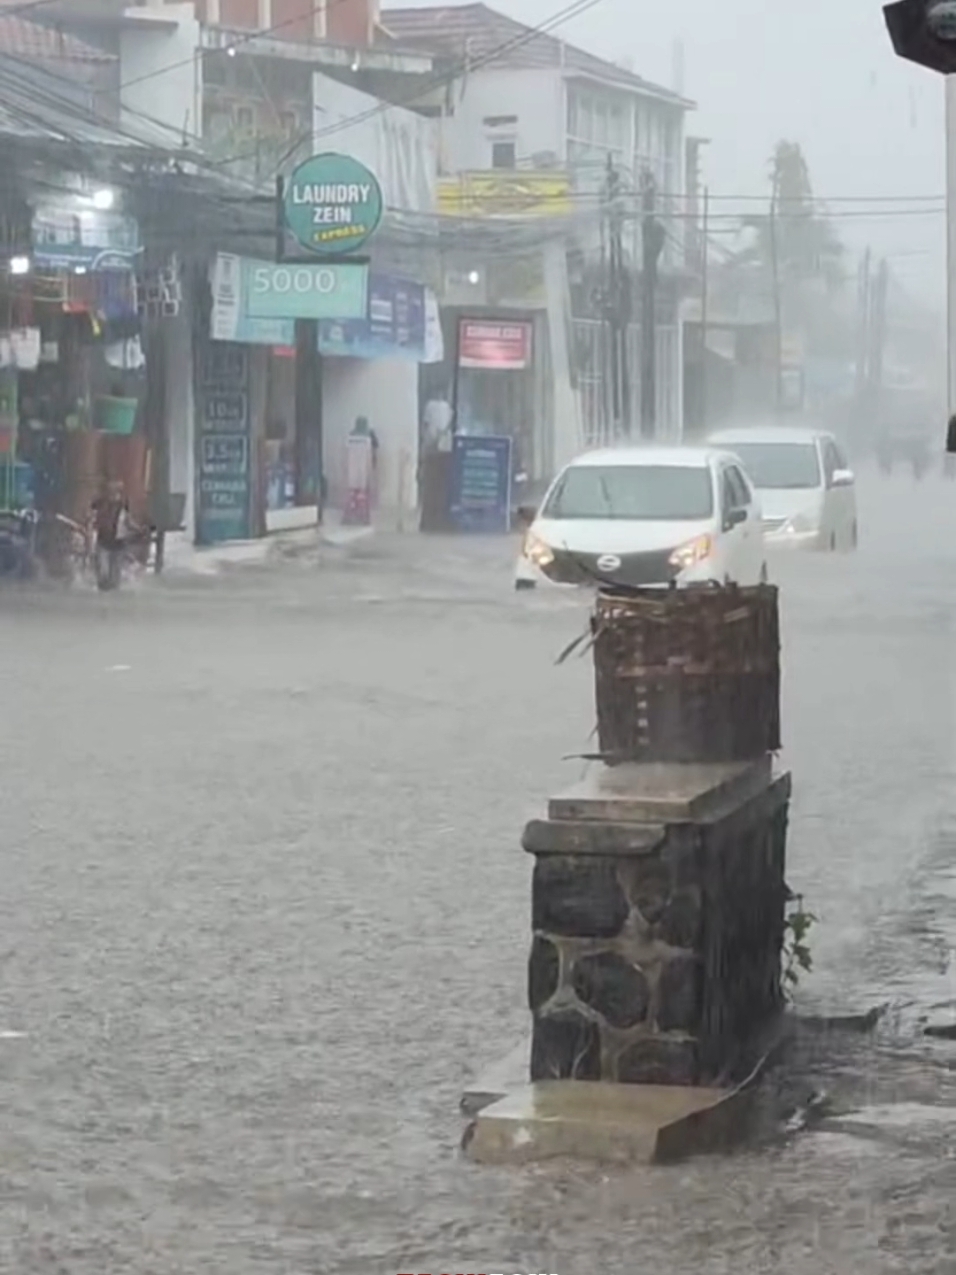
top-left (524, 531), bottom-right (554, 567)
top-left (782, 513), bottom-right (815, 535)
top-left (669, 533), bottom-right (713, 570)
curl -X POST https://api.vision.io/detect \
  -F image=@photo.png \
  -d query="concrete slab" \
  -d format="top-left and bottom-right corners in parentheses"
top-left (548, 758), bottom-right (774, 824)
top-left (460, 1037), bottom-right (530, 1116)
top-left (463, 1079), bottom-right (730, 1165)
top-left (522, 818), bottom-right (666, 857)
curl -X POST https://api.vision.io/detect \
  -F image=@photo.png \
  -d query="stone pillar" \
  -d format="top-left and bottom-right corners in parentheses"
top-left (524, 760), bottom-right (790, 1087)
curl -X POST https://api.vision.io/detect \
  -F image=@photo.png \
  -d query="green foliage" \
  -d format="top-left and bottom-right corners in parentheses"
top-left (783, 888), bottom-right (817, 998)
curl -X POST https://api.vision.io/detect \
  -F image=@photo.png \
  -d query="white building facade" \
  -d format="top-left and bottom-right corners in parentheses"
top-left (384, 3), bottom-right (693, 455)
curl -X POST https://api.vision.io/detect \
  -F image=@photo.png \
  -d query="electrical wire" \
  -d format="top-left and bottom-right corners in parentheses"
top-left (116, 0), bottom-right (352, 95)
top-left (252, 0), bottom-right (610, 179)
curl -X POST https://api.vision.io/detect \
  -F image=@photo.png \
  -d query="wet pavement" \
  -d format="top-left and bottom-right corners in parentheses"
top-left (1, 466), bottom-right (955, 1273)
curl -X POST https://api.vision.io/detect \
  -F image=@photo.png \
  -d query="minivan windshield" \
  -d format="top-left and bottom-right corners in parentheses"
top-left (724, 441), bottom-right (821, 490)
top-left (543, 464), bottom-right (714, 521)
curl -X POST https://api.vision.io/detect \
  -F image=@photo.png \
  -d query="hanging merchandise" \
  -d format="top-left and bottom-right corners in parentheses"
top-left (0, 328), bottom-right (40, 370)
top-left (138, 255), bottom-right (181, 320)
top-left (105, 336), bottom-right (145, 370)
top-left (10, 328), bottom-right (40, 370)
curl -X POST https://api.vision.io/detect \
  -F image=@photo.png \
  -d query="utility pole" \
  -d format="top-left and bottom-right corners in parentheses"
top-left (947, 75), bottom-right (956, 442)
top-left (883, 0), bottom-right (956, 448)
top-left (768, 167), bottom-right (784, 411)
top-left (604, 154), bottom-right (631, 439)
top-left (700, 186), bottom-right (710, 435)
top-left (868, 257), bottom-right (889, 422)
top-left (640, 169), bottom-right (666, 439)
top-left (854, 248), bottom-right (872, 450)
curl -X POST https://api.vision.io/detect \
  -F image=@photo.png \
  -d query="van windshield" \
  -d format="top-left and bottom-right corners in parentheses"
top-left (725, 441), bottom-right (821, 490)
top-left (543, 465), bottom-right (714, 521)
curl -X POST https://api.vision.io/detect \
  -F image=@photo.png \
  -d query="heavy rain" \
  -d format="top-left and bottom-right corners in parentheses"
top-left (1, 1), bottom-right (955, 1273)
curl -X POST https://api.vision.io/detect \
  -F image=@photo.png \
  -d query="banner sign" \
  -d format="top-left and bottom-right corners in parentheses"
top-left (438, 172), bottom-right (570, 218)
top-left (319, 273), bottom-right (425, 360)
top-left (197, 343), bottom-right (250, 544)
top-left (243, 260), bottom-right (368, 322)
top-left (32, 203), bottom-right (141, 272)
top-left (458, 319), bottom-right (532, 370)
top-left (211, 254), bottom-right (433, 361)
top-left (283, 152), bottom-right (383, 256)
top-left (449, 434), bottom-right (512, 533)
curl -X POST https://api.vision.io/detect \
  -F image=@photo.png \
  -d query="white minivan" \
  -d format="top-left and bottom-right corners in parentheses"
top-left (709, 426), bottom-right (857, 552)
top-left (516, 445), bottom-right (766, 589)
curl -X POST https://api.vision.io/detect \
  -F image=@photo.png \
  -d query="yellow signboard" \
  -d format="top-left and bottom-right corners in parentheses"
top-left (438, 171), bottom-right (571, 218)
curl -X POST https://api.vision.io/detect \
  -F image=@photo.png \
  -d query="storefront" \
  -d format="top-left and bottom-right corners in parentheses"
top-left (0, 189), bottom-right (151, 556)
top-left (206, 252), bottom-right (440, 537)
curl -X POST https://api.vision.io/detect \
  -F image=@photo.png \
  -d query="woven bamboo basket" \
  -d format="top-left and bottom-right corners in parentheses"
top-left (592, 585), bottom-right (781, 764)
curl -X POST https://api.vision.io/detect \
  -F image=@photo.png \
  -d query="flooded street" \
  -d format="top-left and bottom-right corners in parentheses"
top-left (1, 466), bottom-right (955, 1273)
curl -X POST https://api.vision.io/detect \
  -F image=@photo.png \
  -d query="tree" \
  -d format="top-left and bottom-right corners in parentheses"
top-left (728, 141), bottom-right (844, 292)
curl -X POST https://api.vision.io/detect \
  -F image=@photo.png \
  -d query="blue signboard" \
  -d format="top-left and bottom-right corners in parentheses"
top-left (197, 343), bottom-right (251, 544)
top-left (449, 434), bottom-right (512, 533)
top-left (319, 274), bottom-right (426, 361)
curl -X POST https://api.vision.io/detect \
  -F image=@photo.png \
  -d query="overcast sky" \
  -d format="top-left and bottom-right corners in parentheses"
top-left (399, 0), bottom-right (949, 304)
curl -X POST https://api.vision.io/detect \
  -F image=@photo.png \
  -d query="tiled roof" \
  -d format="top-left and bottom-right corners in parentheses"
top-left (381, 3), bottom-right (691, 106)
top-left (0, 12), bottom-right (114, 63)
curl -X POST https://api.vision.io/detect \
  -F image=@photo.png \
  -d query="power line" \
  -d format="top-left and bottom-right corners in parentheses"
top-left (116, 0), bottom-right (349, 95)
top-left (251, 0), bottom-right (609, 180)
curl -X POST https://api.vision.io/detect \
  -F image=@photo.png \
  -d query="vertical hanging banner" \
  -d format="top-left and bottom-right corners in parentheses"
top-left (197, 343), bottom-right (250, 543)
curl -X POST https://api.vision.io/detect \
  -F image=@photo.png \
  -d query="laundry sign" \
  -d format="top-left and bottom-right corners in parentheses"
top-left (283, 153), bottom-right (383, 256)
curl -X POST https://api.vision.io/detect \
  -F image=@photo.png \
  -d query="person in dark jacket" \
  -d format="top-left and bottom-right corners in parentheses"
top-left (91, 480), bottom-right (131, 589)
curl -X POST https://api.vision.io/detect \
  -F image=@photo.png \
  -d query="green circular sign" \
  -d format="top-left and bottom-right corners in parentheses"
top-left (284, 152), bottom-right (383, 256)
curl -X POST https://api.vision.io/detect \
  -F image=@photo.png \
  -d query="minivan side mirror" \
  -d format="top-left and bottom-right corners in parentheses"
top-left (515, 504), bottom-right (536, 529)
top-left (724, 506), bottom-right (747, 529)
top-left (831, 468), bottom-right (854, 488)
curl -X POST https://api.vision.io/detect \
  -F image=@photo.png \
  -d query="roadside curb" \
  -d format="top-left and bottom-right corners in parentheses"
top-left (160, 523), bottom-right (377, 578)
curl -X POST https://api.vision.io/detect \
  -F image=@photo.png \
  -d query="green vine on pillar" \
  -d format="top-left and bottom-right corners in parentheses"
top-left (783, 887), bottom-right (817, 998)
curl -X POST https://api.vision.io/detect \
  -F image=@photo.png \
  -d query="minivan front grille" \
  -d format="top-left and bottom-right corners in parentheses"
top-left (542, 547), bottom-right (679, 587)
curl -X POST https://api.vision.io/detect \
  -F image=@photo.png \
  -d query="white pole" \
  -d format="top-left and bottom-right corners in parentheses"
top-left (946, 75), bottom-right (956, 420)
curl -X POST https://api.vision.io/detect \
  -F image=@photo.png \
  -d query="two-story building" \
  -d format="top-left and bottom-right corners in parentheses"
top-left (19, 0), bottom-right (445, 537)
top-left (383, 2), bottom-right (693, 472)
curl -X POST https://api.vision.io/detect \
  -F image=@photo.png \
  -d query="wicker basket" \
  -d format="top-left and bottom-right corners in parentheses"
top-left (592, 585), bottom-right (781, 764)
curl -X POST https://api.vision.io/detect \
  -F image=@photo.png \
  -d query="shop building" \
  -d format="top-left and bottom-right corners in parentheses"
top-left (25, 0), bottom-right (442, 541)
top-left (385, 3), bottom-right (694, 467)
top-left (0, 28), bottom-right (197, 564)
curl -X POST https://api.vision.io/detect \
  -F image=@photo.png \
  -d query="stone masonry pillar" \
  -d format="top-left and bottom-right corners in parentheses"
top-left (524, 761), bottom-right (791, 1087)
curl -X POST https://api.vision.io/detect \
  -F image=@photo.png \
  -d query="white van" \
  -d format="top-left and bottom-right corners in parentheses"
top-left (516, 445), bottom-right (766, 589)
top-left (708, 425), bottom-right (857, 551)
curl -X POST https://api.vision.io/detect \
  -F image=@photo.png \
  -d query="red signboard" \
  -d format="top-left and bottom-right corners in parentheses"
top-left (457, 320), bottom-right (532, 370)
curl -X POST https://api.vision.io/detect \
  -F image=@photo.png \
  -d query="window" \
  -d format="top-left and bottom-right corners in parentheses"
top-left (234, 104), bottom-right (255, 131)
top-left (722, 442), bottom-right (821, 490)
top-left (543, 465), bottom-right (714, 521)
top-left (608, 102), bottom-right (626, 151)
top-left (722, 469), bottom-right (744, 517)
top-left (822, 439), bottom-right (842, 486)
top-left (567, 92), bottom-right (581, 137)
top-left (726, 466), bottom-right (751, 509)
top-left (491, 140), bottom-right (516, 169)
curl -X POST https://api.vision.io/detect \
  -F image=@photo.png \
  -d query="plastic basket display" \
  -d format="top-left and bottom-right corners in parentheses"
top-left (592, 585), bottom-right (781, 764)
top-left (94, 396), bottom-right (138, 435)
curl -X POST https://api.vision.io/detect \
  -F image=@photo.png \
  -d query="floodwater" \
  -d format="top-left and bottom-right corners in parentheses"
top-left (0, 465), bottom-right (955, 1273)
